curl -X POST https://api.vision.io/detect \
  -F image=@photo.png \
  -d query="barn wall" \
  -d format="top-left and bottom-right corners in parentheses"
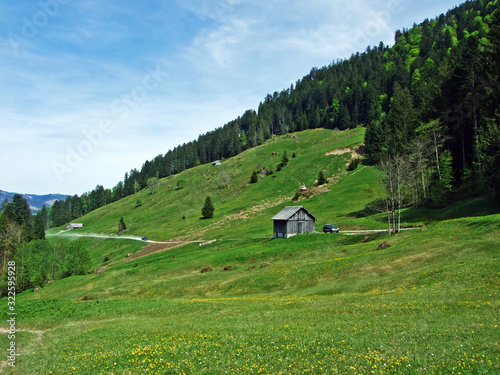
top-left (286, 209), bottom-right (316, 236)
top-left (273, 220), bottom-right (287, 238)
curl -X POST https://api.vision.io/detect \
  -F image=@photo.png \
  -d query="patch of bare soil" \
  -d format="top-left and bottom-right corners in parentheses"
top-left (128, 241), bottom-right (186, 260)
top-left (325, 144), bottom-right (365, 159)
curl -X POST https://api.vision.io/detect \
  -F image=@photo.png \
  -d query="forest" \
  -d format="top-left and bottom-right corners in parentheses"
top-left (0, 195), bottom-right (90, 294)
top-left (1, 0), bottom-right (499, 291)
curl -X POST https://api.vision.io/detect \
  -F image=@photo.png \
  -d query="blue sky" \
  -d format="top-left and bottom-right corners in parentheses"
top-left (0, 0), bottom-right (464, 195)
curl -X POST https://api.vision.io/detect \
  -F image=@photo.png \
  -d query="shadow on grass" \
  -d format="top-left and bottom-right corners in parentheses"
top-left (403, 196), bottom-right (500, 223)
top-left (347, 198), bottom-right (386, 221)
top-left (347, 196), bottom-right (499, 225)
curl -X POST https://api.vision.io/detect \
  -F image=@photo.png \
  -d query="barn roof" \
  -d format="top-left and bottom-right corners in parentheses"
top-left (271, 206), bottom-right (317, 221)
top-left (68, 223), bottom-right (84, 228)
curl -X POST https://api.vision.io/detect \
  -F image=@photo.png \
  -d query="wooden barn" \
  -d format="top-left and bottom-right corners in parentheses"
top-left (271, 206), bottom-right (317, 238)
top-left (66, 223), bottom-right (84, 230)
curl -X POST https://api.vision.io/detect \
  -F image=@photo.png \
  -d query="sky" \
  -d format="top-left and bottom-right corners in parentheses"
top-left (0, 0), bottom-right (464, 196)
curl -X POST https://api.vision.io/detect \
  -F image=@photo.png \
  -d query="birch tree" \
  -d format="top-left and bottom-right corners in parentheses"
top-left (379, 154), bottom-right (412, 234)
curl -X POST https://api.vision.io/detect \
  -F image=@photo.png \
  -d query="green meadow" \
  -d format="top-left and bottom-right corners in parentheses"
top-left (1, 128), bottom-right (499, 374)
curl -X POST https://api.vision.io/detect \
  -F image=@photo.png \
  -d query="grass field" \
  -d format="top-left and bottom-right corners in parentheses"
top-left (1, 128), bottom-right (499, 374)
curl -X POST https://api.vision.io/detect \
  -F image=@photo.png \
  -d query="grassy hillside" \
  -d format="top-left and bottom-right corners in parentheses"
top-left (51, 128), bottom-right (373, 243)
top-left (2, 128), bottom-right (499, 374)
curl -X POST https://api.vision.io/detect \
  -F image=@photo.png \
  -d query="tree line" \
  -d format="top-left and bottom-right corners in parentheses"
top-left (0, 195), bottom-right (90, 295)
top-left (47, 0), bottom-right (499, 229)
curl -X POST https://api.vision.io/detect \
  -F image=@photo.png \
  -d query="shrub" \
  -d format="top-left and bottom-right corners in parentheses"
top-left (281, 150), bottom-right (289, 166)
top-left (348, 158), bottom-right (361, 171)
top-left (176, 179), bottom-right (185, 190)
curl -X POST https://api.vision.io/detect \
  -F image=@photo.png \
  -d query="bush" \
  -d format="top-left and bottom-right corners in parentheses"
top-left (348, 158), bottom-right (361, 171)
top-left (281, 150), bottom-right (289, 166)
top-left (176, 179), bottom-right (186, 190)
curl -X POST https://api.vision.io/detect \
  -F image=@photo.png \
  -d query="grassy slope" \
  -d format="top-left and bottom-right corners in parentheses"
top-left (2, 128), bottom-right (499, 374)
top-left (50, 128), bottom-right (371, 243)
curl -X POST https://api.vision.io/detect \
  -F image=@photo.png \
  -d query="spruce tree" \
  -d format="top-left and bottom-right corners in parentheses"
top-left (201, 196), bottom-right (215, 219)
top-left (118, 217), bottom-right (127, 233)
top-left (281, 151), bottom-right (289, 166)
top-left (33, 215), bottom-right (46, 240)
top-left (317, 171), bottom-right (327, 185)
top-left (250, 170), bottom-right (259, 184)
top-left (386, 83), bottom-right (417, 154)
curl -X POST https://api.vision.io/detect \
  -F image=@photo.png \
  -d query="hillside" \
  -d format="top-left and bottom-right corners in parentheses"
top-left (2, 127), bottom-right (499, 374)
top-left (53, 128), bottom-right (373, 244)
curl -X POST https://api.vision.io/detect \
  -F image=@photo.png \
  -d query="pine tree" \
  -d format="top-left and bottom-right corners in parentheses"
top-left (281, 151), bottom-right (289, 166)
top-left (386, 83), bottom-right (418, 153)
top-left (317, 171), bottom-right (327, 185)
top-left (118, 217), bottom-right (127, 234)
top-left (33, 215), bottom-right (46, 240)
top-left (250, 170), bottom-right (259, 184)
top-left (365, 120), bottom-right (386, 164)
top-left (201, 196), bottom-right (215, 219)
top-left (438, 150), bottom-right (454, 194)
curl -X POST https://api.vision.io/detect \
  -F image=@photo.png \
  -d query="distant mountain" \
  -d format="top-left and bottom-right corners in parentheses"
top-left (0, 190), bottom-right (69, 214)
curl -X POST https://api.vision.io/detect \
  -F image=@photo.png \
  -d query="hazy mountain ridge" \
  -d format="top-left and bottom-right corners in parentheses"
top-left (0, 190), bottom-right (69, 213)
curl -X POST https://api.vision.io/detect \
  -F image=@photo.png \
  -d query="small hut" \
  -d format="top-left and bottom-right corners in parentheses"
top-left (66, 223), bottom-right (84, 230)
top-left (212, 160), bottom-right (222, 166)
top-left (271, 206), bottom-right (317, 239)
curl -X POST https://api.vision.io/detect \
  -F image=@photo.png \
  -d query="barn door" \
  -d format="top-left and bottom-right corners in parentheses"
top-left (298, 221), bottom-right (304, 233)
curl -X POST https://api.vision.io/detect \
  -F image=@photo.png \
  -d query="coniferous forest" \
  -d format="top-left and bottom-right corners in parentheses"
top-left (1, 0), bottom-right (499, 291)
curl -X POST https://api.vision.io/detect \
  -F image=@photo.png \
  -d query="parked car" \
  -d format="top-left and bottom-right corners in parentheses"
top-left (323, 224), bottom-right (339, 233)
top-left (141, 236), bottom-right (148, 241)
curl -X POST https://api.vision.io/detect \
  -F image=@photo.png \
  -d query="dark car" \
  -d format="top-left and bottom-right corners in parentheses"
top-left (323, 224), bottom-right (339, 233)
top-left (141, 236), bottom-right (148, 241)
